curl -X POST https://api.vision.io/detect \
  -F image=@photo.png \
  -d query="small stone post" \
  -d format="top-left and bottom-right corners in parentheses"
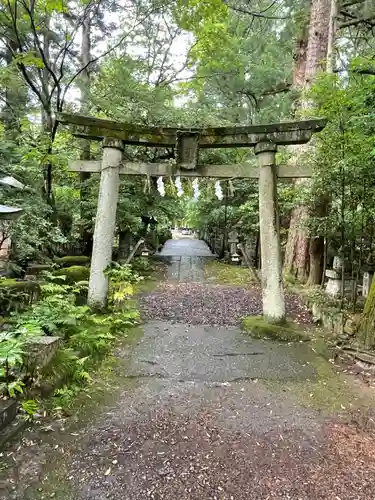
top-left (363, 271), bottom-right (374, 298)
top-left (325, 256), bottom-right (343, 298)
top-left (88, 138), bottom-right (123, 308)
top-left (255, 142), bottom-right (285, 323)
top-left (118, 230), bottom-right (132, 261)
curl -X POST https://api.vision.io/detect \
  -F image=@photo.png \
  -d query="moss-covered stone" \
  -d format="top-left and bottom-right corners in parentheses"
top-left (205, 260), bottom-right (257, 286)
top-left (242, 316), bottom-right (310, 342)
top-left (55, 255), bottom-right (90, 268)
top-left (0, 280), bottom-right (40, 313)
top-left (358, 276), bottom-right (375, 348)
top-left (0, 279), bottom-right (40, 291)
top-left (54, 266), bottom-right (90, 284)
top-left (26, 264), bottom-right (53, 275)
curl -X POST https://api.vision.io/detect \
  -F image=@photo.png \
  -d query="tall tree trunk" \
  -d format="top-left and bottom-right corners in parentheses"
top-left (283, 0), bottom-right (331, 283)
top-left (1, 41), bottom-right (27, 139)
top-left (326, 0), bottom-right (338, 74)
top-left (283, 19), bottom-right (309, 281)
top-left (40, 15), bottom-right (55, 207)
top-left (307, 0), bottom-right (337, 285)
top-left (79, 17), bottom-right (93, 255)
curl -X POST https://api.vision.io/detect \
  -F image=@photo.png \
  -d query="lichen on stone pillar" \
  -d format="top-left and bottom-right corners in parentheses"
top-left (255, 141), bottom-right (286, 323)
top-left (88, 138), bottom-right (124, 309)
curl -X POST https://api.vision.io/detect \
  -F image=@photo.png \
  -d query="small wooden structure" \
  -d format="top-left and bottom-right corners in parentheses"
top-left (0, 176), bottom-right (25, 260)
top-left (58, 112), bottom-right (326, 322)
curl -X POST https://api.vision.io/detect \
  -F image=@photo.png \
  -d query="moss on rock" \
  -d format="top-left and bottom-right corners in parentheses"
top-left (26, 264), bottom-right (53, 275)
top-left (242, 316), bottom-right (310, 342)
top-left (55, 255), bottom-right (90, 268)
top-left (54, 266), bottom-right (90, 284)
top-left (205, 260), bottom-right (257, 286)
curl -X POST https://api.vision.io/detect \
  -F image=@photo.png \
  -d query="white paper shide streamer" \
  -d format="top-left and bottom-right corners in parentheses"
top-left (157, 176), bottom-right (165, 197)
top-left (175, 176), bottom-right (184, 197)
top-left (215, 180), bottom-right (223, 200)
top-left (192, 178), bottom-right (199, 200)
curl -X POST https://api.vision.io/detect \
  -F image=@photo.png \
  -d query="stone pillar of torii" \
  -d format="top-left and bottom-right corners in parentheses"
top-left (58, 113), bottom-right (326, 323)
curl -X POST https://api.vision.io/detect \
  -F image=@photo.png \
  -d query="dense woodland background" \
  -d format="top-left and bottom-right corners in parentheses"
top-left (0, 1), bottom-right (374, 309)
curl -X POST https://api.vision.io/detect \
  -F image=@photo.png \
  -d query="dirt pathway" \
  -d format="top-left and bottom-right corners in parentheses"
top-left (2, 240), bottom-right (375, 499)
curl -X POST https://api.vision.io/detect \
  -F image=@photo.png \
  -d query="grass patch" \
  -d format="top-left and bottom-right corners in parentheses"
top-left (242, 316), bottom-right (310, 342)
top-left (266, 355), bottom-right (355, 413)
top-left (205, 260), bottom-right (257, 286)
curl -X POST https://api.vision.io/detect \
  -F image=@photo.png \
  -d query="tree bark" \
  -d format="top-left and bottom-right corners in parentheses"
top-left (79, 17), bottom-right (93, 255)
top-left (283, 0), bottom-right (331, 283)
top-left (283, 203), bottom-right (310, 281)
top-left (1, 41), bottom-right (27, 138)
top-left (358, 277), bottom-right (375, 348)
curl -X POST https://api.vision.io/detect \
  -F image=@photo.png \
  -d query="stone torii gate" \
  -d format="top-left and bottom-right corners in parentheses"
top-left (58, 112), bottom-right (326, 322)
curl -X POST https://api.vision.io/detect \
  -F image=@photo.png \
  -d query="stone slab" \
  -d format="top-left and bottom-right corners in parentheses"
top-left (0, 399), bottom-right (17, 432)
top-left (325, 269), bottom-right (341, 279)
top-left (24, 336), bottom-right (61, 372)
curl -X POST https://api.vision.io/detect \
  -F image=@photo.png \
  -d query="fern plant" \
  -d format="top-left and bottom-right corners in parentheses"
top-left (0, 332), bottom-right (26, 397)
top-left (21, 399), bottom-right (40, 421)
top-left (105, 263), bottom-right (142, 309)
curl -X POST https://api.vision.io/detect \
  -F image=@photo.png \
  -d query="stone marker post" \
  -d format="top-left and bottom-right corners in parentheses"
top-left (88, 138), bottom-right (123, 308)
top-left (228, 230), bottom-right (239, 256)
top-left (363, 271), bottom-right (374, 298)
top-left (255, 142), bottom-right (285, 323)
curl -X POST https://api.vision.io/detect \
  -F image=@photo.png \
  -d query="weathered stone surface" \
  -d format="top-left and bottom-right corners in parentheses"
top-left (256, 144), bottom-right (285, 322)
top-left (325, 269), bottom-right (340, 279)
top-left (326, 277), bottom-right (342, 297)
top-left (69, 159), bottom-right (313, 179)
top-left (24, 336), bottom-right (61, 372)
top-left (0, 399), bottom-right (17, 431)
top-left (58, 112), bottom-right (326, 148)
top-left (0, 416), bottom-right (26, 448)
top-left (88, 140), bottom-right (122, 308)
top-left (363, 271), bottom-right (373, 298)
top-left (311, 302), bottom-right (322, 323)
top-left (344, 314), bottom-right (361, 336)
top-left (26, 263), bottom-right (52, 275)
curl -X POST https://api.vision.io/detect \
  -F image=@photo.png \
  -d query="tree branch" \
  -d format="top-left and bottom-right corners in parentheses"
top-left (226, 1), bottom-right (288, 20)
top-left (60, 2), bottom-right (167, 107)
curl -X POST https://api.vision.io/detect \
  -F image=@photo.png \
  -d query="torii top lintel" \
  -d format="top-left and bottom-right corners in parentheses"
top-left (57, 113), bottom-right (327, 150)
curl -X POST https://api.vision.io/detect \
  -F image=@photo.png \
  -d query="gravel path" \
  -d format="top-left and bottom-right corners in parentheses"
top-left (140, 282), bottom-right (311, 326)
top-left (1, 240), bottom-right (375, 499)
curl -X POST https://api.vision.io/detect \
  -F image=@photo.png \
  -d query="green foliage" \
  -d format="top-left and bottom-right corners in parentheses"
top-left (0, 330), bottom-right (26, 397)
top-left (53, 384), bottom-right (82, 409)
top-left (21, 399), bottom-right (40, 421)
top-left (105, 262), bottom-right (142, 309)
top-left (157, 228), bottom-right (172, 246)
top-left (0, 257), bottom-right (141, 405)
top-left (130, 257), bottom-right (155, 276)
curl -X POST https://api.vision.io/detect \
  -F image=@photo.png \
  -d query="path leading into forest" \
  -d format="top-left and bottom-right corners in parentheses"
top-left (2, 238), bottom-right (375, 499)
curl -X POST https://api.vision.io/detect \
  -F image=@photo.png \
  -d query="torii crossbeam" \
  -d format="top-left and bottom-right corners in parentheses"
top-left (58, 112), bottom-right (326, 322)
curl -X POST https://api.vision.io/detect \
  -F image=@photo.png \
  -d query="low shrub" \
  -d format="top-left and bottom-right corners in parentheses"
top-left (158, 229), bottom-right (172, 245)
top-left (131, 256), bottom-right (155, 275)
